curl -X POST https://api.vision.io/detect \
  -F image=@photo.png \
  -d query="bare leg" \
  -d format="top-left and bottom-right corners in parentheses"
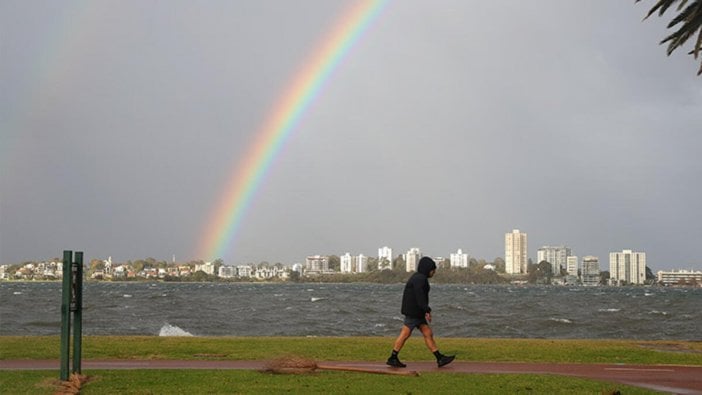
top-left (418, 324), bottom-right (438, 353)
top-left (392, 325), bottom-right (412, 352)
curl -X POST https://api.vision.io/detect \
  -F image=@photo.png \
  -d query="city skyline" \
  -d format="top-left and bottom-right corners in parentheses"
top-left (0, 228), bottom-right (690, 273)
top-left (2, 2), bottom-right (701, 272)
top-left (1, 236), bottom-right (686, 275)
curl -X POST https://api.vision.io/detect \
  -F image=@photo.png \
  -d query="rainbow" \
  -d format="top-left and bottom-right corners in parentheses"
top-left (198, 0), bottom-right (388, 261)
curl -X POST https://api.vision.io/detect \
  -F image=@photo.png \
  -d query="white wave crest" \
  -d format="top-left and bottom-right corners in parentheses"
top-left (598, 308), bottom-right (620, 312)
top-left (549, 318), bottom-right (573, 324)
top-left (310, 297), bottom-right (325, 302)
top-left (159, 323), bottom-right (193, 337)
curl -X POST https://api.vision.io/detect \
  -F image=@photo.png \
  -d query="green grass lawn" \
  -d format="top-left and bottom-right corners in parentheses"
top-left (2, 336), bottom-right (701, 365)
top-left (1, 336), bottom-right (700, 394)
top-left (7, 369), bottom-right (663, 395)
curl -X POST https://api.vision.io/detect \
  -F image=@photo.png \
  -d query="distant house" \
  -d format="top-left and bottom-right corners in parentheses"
top-left (218, 265), bottom-right (235, 279)
top-left (237, 265), bottom-right (252, 278)
top-left (657, 270), bottom-right (702, 286)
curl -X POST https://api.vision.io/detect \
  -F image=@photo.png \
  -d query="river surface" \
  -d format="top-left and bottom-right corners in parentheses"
top-left (0, 282), bottom-right (699, 340)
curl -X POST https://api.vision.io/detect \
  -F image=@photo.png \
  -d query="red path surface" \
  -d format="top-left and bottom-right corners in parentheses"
top-left (2, 359), bottom-right (701, 394)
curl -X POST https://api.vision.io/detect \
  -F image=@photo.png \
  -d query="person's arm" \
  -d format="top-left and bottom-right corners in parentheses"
top-left (413, 278), bottom-right (431, 316)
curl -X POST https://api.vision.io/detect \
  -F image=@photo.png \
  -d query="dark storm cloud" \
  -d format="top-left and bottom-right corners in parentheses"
top-left (1, 1), bottom-right (700, 271)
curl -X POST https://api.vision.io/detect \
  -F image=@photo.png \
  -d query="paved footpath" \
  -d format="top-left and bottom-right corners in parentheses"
top-left (1, 360), bottom-right (701, 394)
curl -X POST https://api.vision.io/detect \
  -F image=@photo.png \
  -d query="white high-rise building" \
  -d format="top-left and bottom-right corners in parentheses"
top-left (566, 256), bottom-right (578, 277)
top-left (450, 249), bottom-right (468, 268)
top-left (378, 246), bottom-right (393, 270)
top-left (340, 253), bottom-right (368, 273)
top-left (340, 253), bottom-right (353, 273)
top-left (505, 229), bottom-right (528, 274)
top-left (537, 246), bottom-right (571, 275)
top-left (357, 254), bottom-right (368, 273)
top-left (581, 256), bottom-right (600, 286)
top-left (405, 248), bottom-right (421, 272)
top-left (609, 250), bottom-right (646, 285)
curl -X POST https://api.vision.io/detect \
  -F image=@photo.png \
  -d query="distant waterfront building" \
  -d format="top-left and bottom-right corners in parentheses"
top-left (537, 246), bottom-right (572, 275)
top-left (292, 263), bottom-right (303, 274)
top-left (236, 265), bottom-right (252, 278)
top-left (341, 253), bottom-right (353, 273)
top-left (305, 255), bottom-right (329, 275)
top-left (195, 261), bottom-right (215, 275)
top-left (566, 256), bottom-right (578, 277)
top-left (581, 256), bottom-right (600, 286)
top-left (255, 266), bottom-right (285, 280)
top-left (340, 253), bottom-right (368, 273)
top-left (450, 249), bottom-right (468, 269)
top-left (656, 269), bottom-right (702, 286)
top-left (357, 254), bottom-right (368, 273)
top-left (378, 246), bottom-right (393, 270)
top-left (609, 250), bottom-right (646, 285)
top-left (405, 248), bottom-right (421, 272)
top-left (505, 229), bottom-right (527, 274)
top-left (104, 257), bottom-right (113, 276)
top-left (218, 265), bottom-right (235, 278)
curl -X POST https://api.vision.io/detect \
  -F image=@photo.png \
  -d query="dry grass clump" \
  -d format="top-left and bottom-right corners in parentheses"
top-left (51, 373), bottom-right (89, 395)
top-left (262, 354), bottom-right (419, 376)
top-left (263, 355), bottom-right (319, 374)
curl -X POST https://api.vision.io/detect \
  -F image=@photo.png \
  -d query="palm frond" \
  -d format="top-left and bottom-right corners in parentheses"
top-left (666, 1), bottom-right (698, 28)
top-left (638, 0), bottom-right (702, 75)
top-left (637, 0), bottom-right (680, 19)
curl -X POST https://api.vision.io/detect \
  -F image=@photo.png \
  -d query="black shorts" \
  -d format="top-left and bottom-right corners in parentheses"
top-left (403, 315), bottom-right (429, 330)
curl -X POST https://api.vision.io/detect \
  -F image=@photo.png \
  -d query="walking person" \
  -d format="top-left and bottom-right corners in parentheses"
top-left (387, 256), bottom-right (455, 368)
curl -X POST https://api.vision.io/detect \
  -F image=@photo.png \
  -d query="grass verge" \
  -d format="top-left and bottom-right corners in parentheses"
top-left (2, 369), bottom-right (662, 394)
top-left (1, 336), bottom-right (700, 394)
top-left (1, 336), bottom-right (700, 365)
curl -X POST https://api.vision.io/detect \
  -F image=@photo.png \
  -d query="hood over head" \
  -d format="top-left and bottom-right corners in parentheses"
top-left (417, 257), bottom-right (436, 276)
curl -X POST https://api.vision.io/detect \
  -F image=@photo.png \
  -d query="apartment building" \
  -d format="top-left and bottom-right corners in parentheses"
top-left (378, 246), bottom-right (393, 270)
top-left (656, 269), bottom-right (702, 286)
top-left (405, 248), bottom-right (421, 272)
top-left (505, 229), bottom-right (527, 274)
top-left (537, 245), bottom-right (572, 274)
top-left (581, 256), bottom-right (600, 286)
top-left (566, 256), bottom-right (578, 277)
top-left (609, 250), bottom-right (646, 285)
top-left (450, 249), bottom-right (468, 269)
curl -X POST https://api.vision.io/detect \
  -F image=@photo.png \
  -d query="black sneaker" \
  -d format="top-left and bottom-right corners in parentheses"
top-left (386, 356), bottom-right (407, 368)
top-left (437, 354), bottom-right (455, 367)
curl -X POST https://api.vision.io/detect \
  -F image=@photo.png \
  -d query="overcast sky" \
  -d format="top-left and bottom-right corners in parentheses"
top-left (2, 1), bottom-right (701, 271)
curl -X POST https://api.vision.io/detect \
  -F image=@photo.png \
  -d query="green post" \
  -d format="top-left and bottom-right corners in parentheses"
top-left (60, 250), bottom-right (72, 381)
top-left (72, 252), bottom-right (83, 374)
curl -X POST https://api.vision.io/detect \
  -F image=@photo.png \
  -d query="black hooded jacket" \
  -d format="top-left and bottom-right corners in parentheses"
top-left (400, 257), bottom-right (437, 318)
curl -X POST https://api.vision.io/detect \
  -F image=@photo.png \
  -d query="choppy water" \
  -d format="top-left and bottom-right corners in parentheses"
top-left (0, 282), bottom-right (699, 340)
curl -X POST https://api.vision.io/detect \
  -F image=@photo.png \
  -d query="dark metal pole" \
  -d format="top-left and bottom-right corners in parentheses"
top-left (60, 250), bottom-right (72, 381)
top-left (72, 251), bottom-right (83, 374)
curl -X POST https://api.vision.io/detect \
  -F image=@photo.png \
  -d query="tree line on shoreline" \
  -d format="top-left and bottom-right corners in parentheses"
top-left (1, 255), bottom-right (645, 285)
